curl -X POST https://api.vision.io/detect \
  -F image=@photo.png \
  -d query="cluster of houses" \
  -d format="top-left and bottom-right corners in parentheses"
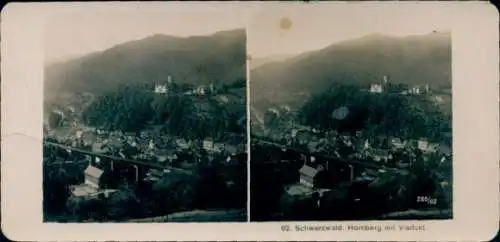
top-left (47, 120), bottom-right (246, 190)
top-left (263, 113), bottom-right (452, 164)
top-left (58, 123), bottom-right (246, 162)
top-left (254, 119), bottom-right (453, 203)
top-left (184, 84), bottom-right (216, 96)
top-left (152, 75), bottom-right (218, 97)
top-left (279, 130), bottom-right (452, 208)
top-left (60, 131), bottom-right (245, 201)
top-left (368, 75), bottom-right (431, 96)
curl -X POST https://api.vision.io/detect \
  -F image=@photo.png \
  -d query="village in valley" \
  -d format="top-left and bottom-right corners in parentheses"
top-left (42, 10), bottom-right (454, 223)
top-left (247, 11), bottom-right (453, 220)
top-left (250, 74), bottom-right (453, 221)
top-left (42, 17), bottom-right (248, 222)
top-left (44, 75), bottom-right (247, 222)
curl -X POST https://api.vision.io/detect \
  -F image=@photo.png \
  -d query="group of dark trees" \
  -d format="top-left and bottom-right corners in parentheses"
top-left (250, 143), bottom-right (452, 221)
top-left (44, 151), bottom-right (247, 222)
top-left (298, 83), bottom-right (451, 143)
top-left (83, 87), bottom-right (154, 132)
top-left (43, 160), bottom-right (86, 221)
top-left (82, 82), bottom-right (246, 139)
top-left (219, 78), bottom-right (246, 92)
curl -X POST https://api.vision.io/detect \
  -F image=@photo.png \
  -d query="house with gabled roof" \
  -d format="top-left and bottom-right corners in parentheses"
top-left (202, 138), bottom-right (226, 153)
top-left (176, 138), bottom-right (190, 150)
top-left (69, 164), bottom-right (110, 197)
top-left (370, 84), bottom-right (383, 93)
top-left (307, 141), bottom-right (320, 153)
top-left (144, 168), bottom-right (165, 182)
top-left (417, 139), bottom-right (439, 153)
top-left (390, 137), bottom-right (406, 149)
top-left (155, 149), bottom-right (178, 163)
top-left (213, 143), bottom-right (225, 153)
top-left (370, 149), bottom-right (392, 163)
top-left (92, 143), bottom-right (109, 154)
top-left (439, 143), bottom-right (452, 156)
top-left (84, 165), bottom-right (104, 189)
top-left (203, 139), bottom-right (214, 151)
top-left (299, 165), bottom-right (320, 188)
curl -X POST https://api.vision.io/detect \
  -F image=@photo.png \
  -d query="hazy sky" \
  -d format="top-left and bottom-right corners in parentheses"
top-left (45, 8), bottom-right (247, 62)
top-left (248, 4), bottom-right (454, 58)
top-left (45, 4), bottom-right (456, 62)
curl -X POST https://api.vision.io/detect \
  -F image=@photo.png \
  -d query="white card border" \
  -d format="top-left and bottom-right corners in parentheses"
top-left (1, 2), bottom-right (499, 241)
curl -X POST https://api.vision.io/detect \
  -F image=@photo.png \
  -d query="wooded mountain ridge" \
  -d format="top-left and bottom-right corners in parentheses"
top-left (250, 31), bottom-right (451, 109)
top-left (45, 29), bottom-right (246, 102)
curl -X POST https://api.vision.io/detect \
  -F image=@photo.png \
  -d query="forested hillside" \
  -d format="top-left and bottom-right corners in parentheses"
top-left (298, 83), bottom-right (451, 142)
top-left (250, 31), bottom-right (451, 111)
top-left (45, 29), bottom-right (246, 103)
top-left (82, 84), bottom-right (246, 139)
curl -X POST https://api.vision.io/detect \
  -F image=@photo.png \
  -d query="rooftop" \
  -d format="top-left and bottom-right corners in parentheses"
top-left (299, 165), bottom-right (319, 178)
top-left (92, 143), bottom-right (109, 153)
top-left (85, 165), bottom-right (104, 178)
top-left (70, 184), bottom-right (99, 197)
top-left (439, 143), bottom-right (452, 154)
top-left (371, 149), bottom-right (391, 157)
top-left (156, 149), bottom-right (177, 157)
top-left (286, 183), bottom-right (314, 196)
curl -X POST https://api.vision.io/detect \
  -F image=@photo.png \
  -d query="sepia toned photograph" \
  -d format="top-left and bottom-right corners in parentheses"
top-left (1, 2), bottom-right (499, 241)
top-left (249, 8), bottom-right (453, 221)
top-left (42, 11), bottom-right (247, 222)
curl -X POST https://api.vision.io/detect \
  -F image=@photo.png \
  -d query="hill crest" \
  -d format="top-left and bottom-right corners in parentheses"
top-left (250, 31), bottom-right (452, 110)
top-left (44, 28), bottom-right (246, 103)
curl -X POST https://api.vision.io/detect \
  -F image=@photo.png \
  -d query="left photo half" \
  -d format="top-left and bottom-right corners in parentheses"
top-left (43, 10), bottom-right (247, 222)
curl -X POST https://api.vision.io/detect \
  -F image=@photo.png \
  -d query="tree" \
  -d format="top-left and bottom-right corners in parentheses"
top-left (179, 83), bottom-right (194, 92)
top-left (43, 165), bottom-right (71, 215)
top-left (386, 83), bottom-right (409, 93)
top-left (105, 185), bottom-right (141, 220)
top-left (298, 83), bottom-right (451, 142)
top-left (66, 196), bottom-right (107, 222)
top-left (230, 79), bottom-right (246, 89)
top-left (148, 172), bottom-right (198, 216)
top-left (250, 163), bottom-right (286, 221)
top-left (48, 111), bottom-right (64, 129)
top-left (82, 83), bottom-right (245, 140)
top-left (264, 109), bottom-right (279, 128)
top-left (192, 163), bottom-right (229, 209)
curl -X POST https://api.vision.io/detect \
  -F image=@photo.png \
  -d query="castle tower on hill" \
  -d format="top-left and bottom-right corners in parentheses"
top-left (154, 75), bottom-right (172, 94)
top-left (369, 75), bottom-right (388, 93)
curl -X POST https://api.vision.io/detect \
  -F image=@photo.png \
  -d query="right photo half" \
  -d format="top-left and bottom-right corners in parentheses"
top-left (249, 7), bottom-right (453, 221)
